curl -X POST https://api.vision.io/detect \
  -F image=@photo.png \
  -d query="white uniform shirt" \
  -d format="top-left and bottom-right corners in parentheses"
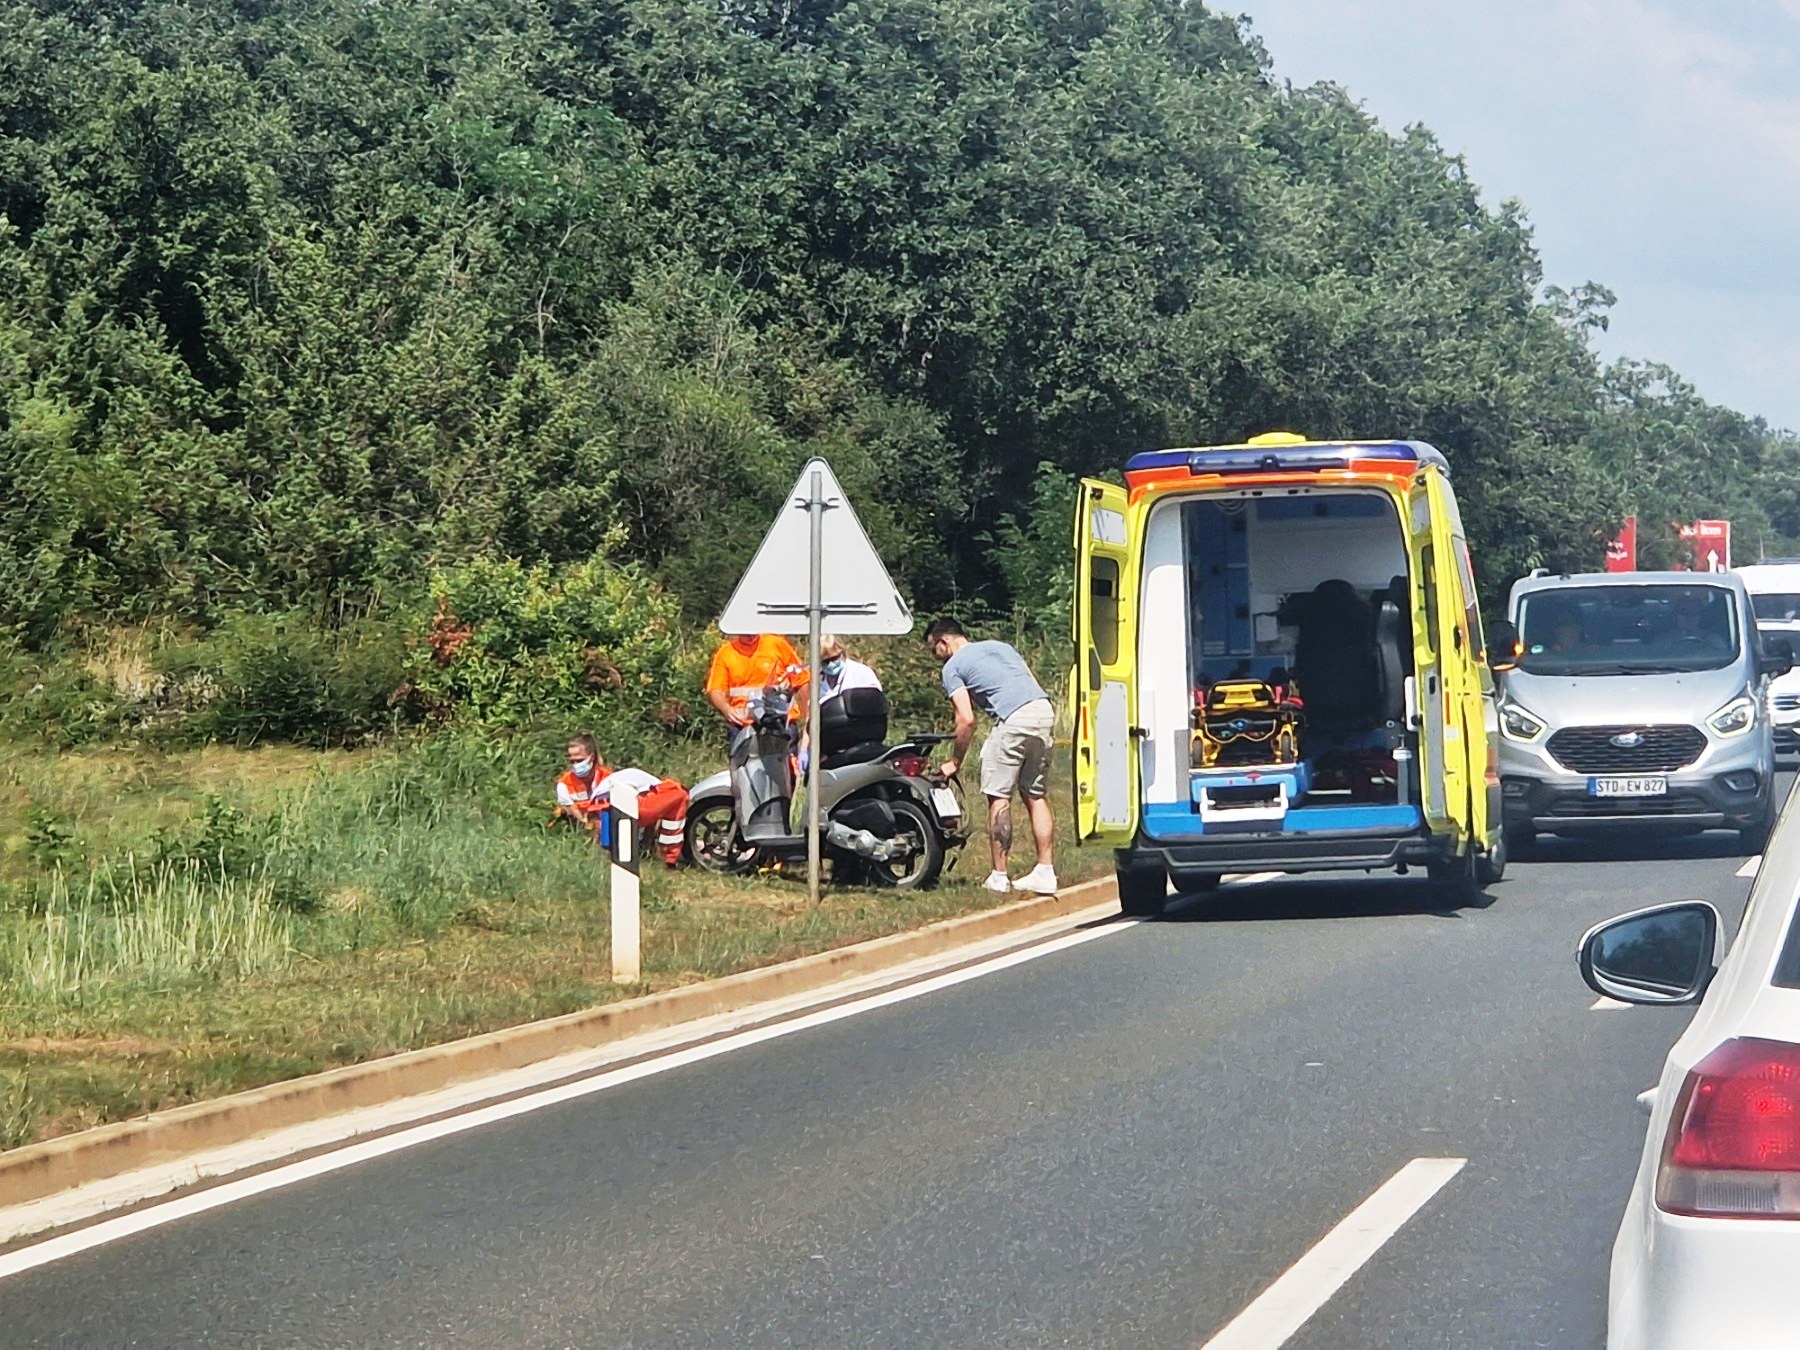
top-left (818, 657), bottom-right (883, 704)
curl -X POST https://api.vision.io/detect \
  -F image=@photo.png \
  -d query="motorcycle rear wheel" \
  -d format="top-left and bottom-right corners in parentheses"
top-left (863, 799), bottom-right (944, 890)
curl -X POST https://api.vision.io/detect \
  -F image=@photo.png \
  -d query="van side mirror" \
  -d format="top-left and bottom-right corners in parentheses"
top-left (1577, 901), bottom-right (1722, 1005)
top-left (1762, 635), bottom-right (1795, 679)
top-left (1488, 620), bottom-right (1521, 671)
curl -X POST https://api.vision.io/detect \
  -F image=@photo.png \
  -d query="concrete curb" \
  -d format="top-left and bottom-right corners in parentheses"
top-left (0, 875), bottom-right (1118, 1210)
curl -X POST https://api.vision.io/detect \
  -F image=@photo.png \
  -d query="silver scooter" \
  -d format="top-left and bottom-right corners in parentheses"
top-left (684, 687), bottom-right (965, 889)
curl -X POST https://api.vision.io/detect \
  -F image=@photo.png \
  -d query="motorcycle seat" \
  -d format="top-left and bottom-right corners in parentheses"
top-left (822, 740), bottom-right (889, 770)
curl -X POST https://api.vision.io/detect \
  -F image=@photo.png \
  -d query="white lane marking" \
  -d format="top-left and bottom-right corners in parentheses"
top-left (1233, 872), bottom-right (1284, 886)
top-left (1590, 997), bottom-right (1632, 1011)
top-left (1737, 856), bottom-right (1762, 878)
top-left (0, 902), bottom-right (1126, 1248)
top-left (0, 918), bottom-right (1138, 1283)
top-left (1197, 1157), bottom-right (1466, 1350)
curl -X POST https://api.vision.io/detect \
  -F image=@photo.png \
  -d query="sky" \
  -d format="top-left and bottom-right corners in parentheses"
top-left (1235, 0), bottom-right (1800, 432)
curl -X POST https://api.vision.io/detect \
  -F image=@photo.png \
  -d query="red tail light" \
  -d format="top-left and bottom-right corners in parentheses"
top-left (893, 754), bottom-right (929, 778)
top-left (1658, 1038), bottom-right (1800, 1218)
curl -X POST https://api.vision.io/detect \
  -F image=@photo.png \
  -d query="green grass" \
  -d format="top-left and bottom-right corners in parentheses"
top-left (0, 736), bottom-right (1110, 1148)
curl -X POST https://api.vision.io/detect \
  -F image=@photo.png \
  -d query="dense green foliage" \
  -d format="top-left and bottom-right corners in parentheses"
top-left (4, 0), bottom-right (1797, 668)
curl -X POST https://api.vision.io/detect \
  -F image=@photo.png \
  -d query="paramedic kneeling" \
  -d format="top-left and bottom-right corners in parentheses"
top-left (926, 618), bottom-right (1057, 896)
top-left (553, 734), bottom-right (689, 867)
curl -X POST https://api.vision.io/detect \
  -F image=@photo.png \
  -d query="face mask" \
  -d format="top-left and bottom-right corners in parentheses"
top-left (823, 657), bottom-right (845, 677)
top-left (571, 758), bottom-right (594, 778)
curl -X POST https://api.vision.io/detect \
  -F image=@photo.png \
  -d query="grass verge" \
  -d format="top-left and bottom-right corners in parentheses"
top-left (0, 738), bottom-right (1110, 1149)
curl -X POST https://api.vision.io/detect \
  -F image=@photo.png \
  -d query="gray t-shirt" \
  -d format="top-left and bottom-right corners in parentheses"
top-left (942, 640), bottom-right (1048, 722)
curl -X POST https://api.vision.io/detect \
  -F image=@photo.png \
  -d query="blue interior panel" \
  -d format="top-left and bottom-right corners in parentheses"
top-left (1141, 801), bottom-right (1422, 841)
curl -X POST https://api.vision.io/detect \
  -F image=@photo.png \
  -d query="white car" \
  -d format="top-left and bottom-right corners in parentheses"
top-left (1580, 822), bottom-right (1800, 1348)
top-left (1736, 560), bottom-right (1800, 752)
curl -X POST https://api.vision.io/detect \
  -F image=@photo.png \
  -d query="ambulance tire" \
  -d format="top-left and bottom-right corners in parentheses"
top-left (1504, 824), bottom-right (1537, 853)
top-left (1475, 832), bottom-right (1507, 886)
top-left (1167, 868), bottom-right (1222, 897)
top-left (1426, 849), bottom-right (1481, 904)
top-left (1117, 854), bottom-right (1169, 917)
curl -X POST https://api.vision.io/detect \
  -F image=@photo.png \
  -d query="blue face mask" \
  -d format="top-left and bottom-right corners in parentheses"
top-left (571, 758), bottom-right (594, 778)
top-left (823, 657), bottom-right (845, 678)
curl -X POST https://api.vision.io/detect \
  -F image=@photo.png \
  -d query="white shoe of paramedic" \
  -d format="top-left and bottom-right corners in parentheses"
top-left (1011, 865), bottom-right (1058, 894)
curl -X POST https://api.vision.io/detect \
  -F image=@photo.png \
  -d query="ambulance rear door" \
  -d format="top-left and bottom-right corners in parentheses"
top-left (1072, 480), bottom-right (1139, 844)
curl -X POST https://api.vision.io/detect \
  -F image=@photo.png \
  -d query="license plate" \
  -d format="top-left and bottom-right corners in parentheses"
top-left (930, 787), bottom-right (960, 818)
top-left (1589, 776), bottom-right (1668, 798)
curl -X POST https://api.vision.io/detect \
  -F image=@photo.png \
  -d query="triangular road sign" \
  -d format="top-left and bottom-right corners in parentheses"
top-left (718, 458), bottom-right (913, 635)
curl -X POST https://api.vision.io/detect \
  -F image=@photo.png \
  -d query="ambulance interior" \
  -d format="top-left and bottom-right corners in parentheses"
top-left (1135, 489), bottom-right (1422, 838)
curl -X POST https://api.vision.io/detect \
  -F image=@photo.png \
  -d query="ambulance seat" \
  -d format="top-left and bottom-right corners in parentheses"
top-left (1292, 578), bottom-right (1382, 732)
top-left (1373, 574), bottom-right (1409, 727)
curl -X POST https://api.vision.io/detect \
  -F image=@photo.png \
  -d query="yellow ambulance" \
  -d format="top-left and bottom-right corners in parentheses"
top-left (1071, 433), bottom-right (1508, 914)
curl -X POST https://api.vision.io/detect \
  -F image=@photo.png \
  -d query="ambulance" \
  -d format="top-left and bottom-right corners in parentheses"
top-left (1070, 433), bottom-right (1509, 915)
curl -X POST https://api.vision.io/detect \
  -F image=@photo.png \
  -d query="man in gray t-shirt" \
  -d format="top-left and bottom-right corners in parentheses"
top-left (926, 617), bottom-right (1058, 896)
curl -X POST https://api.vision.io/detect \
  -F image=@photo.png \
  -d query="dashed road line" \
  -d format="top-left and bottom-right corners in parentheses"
top-left (1197, 1156), bottom-right (1467, 1350)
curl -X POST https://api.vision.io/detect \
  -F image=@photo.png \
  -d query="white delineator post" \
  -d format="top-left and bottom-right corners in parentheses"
top-left (609, 781), bottom-right (641, 983)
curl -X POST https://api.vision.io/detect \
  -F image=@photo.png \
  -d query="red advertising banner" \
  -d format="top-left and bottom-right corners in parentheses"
top-left (1675, 520), bottom-right (1731, 572)
top-left (1603, 517), bottom-right (1637, 572)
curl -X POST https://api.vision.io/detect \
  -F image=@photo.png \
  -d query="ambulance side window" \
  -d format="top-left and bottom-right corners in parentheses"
top-left (1453, 537), bottom-right (1484, 659)
top-left (1090, 557), bottom-right (1121, 666)
top-left (1420, 546), bottom-right (1440, 655)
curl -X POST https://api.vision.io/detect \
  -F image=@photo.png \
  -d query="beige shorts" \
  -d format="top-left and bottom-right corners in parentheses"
top-left (979, 699), bottom-right (1055, 800)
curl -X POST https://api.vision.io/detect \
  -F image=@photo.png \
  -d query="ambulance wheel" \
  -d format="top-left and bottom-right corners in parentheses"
top-left (1504, 824), bottom-right (1537, 853)
top-left (1427, 849), bottom-right (1481, 902)
top-left (1117, 854), bottom-right (1169, 917)
top-left (1475, 833), bottom-right (1507, 886)
top-left (1167, 868), bottom-right (1222, 897)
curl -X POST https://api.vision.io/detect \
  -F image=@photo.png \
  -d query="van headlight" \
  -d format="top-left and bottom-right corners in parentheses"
top-left (1500, 703), bottom-right (1546, 742)
top-left (1707, 694), bottom-right (1757, 737)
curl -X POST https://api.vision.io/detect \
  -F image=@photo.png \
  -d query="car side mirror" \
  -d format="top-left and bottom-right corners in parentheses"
top-left (1577, 901), bottom-right (1723, 1005)
top-left (1488, 620), bottom-right (1521, 672)
top-left (1761, 635), bottom-right (1795, 679)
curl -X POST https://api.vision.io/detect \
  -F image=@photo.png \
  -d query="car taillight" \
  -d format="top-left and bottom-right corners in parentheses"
top-left (893, 754), bottom-right (929, 778)
top-left (1657, 1038), bottom-right (1800, 1218)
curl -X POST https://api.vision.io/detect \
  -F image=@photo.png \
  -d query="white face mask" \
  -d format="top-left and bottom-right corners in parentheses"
top-left (571, 758), bottom-right (595, 778)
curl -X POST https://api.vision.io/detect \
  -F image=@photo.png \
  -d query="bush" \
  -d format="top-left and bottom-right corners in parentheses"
top-left (153, 610), bottom-right (410, 747)
top-left (0, 642), bottom-right (127, 747)
top-left (411, 557), bottom-right (699, 761)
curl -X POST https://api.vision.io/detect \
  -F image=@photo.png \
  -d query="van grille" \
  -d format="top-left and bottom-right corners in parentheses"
top-left (1773, 693), bottom-right (1800, 713)
top-left (1546, 725), bottom-right (1706, 774)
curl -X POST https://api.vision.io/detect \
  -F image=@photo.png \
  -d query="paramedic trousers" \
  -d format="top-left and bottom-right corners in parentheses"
top-left (635, 779), bottom-right (690, 866)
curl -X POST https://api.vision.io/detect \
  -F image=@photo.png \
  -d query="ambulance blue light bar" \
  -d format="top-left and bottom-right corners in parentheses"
top-left (1123, 440), bottom-right (1449, 479)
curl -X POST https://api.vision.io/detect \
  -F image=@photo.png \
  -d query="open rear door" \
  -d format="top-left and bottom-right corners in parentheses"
top-left (1071, 479), bottom-right (1139, 845)
top-left (1423, 466), bottom-right (1473, 842)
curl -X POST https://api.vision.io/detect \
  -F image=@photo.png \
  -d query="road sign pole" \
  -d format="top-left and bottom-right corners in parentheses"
top-left (806, 469), bottom-right (824, 906)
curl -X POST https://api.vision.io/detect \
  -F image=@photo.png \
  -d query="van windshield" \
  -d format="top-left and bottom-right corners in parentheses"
top-left (1516, 584), bottom-right (1740, 675)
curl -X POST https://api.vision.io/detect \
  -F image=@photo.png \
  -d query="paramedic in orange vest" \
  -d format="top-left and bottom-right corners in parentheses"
top-left (553, 733), bottom-right (689, 867)
top-left (704, 632), bottom-right (809, 760)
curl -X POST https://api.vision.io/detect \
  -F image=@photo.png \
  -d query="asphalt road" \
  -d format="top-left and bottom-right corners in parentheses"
top-left (0, 825), bottom-right (1765, 1349)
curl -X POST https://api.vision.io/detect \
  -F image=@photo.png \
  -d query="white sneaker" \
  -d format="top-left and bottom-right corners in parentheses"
top-left (1012, 865), bottom-right (1059, 894)
top-left (983, 871), bottom-right (1012, 894)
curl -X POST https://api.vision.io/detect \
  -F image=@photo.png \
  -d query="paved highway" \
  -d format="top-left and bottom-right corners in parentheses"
top-left (0, 828), bottom-right (1762, 1348)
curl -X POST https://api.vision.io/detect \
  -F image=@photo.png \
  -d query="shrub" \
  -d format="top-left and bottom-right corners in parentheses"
top-left (0, 642), bottom-right (127, 747)
top-left (153, 610), bottom-right (410, 747)
top-left (411, 557), bottom-right (699, 760)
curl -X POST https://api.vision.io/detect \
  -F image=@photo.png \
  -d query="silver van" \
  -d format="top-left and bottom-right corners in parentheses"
top-left (1493, 571), bottom-right (1791, 851)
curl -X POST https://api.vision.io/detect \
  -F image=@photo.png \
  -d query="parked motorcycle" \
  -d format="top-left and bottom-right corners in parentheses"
top-left (684, 687), bottom-right (966, 889)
